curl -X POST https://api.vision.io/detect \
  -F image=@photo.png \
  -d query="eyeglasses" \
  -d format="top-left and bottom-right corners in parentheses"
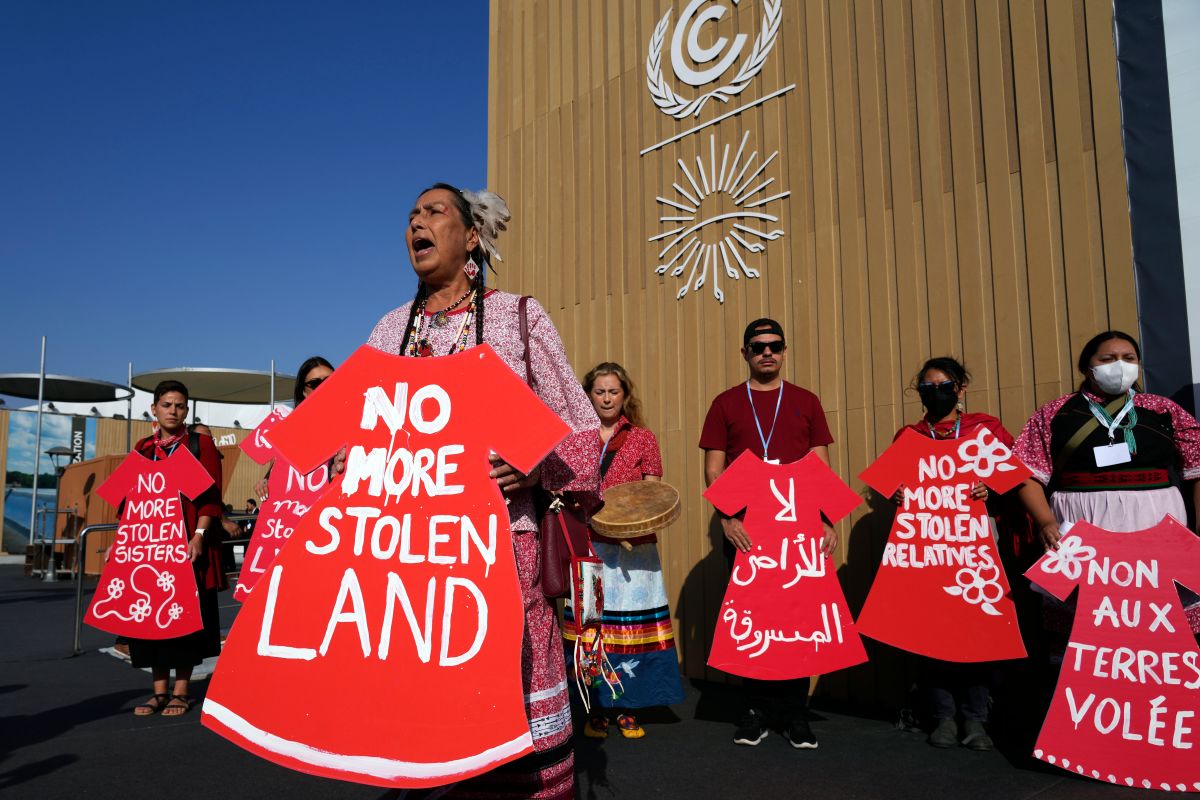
top-left (917, 380), bottom-right (956, 391)
top-left (747, 340), bottom-right (786, 355)
top-left (303, 378), bottom-right (326, 391)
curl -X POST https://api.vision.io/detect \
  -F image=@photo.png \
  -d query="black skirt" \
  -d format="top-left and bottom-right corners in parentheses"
top-left (128, 585), bottom-right (221, 670)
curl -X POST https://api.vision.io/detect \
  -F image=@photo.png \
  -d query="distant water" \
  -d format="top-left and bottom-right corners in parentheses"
top-left (3, 487), bottom-right (57, 552)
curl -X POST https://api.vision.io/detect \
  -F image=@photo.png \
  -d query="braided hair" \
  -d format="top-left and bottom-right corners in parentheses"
top-left (397, 182), bottom-right (502, 354)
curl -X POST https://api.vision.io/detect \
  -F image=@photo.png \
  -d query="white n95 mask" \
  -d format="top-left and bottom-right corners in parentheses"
top-left (1090, 361), bottom-right (1140, 395)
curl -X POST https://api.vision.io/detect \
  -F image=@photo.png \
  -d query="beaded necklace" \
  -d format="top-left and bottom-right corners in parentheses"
top-left (405, 291), bottom-right (477, 357)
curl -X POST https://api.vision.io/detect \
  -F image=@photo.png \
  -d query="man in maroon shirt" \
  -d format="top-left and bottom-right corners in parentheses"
top-left (700, 318), bottom-right (837, 750)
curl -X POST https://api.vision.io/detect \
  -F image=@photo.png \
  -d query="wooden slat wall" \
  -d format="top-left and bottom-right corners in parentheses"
top-left (487, 0), bottom-right (1137, 706)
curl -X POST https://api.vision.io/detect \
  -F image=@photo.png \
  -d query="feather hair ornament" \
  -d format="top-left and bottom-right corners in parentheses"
top-left (461, 189), bottom-right (511, 265)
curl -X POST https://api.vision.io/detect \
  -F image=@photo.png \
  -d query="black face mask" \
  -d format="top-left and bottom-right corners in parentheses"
top-left (918, 381), bottom-right (959, 419)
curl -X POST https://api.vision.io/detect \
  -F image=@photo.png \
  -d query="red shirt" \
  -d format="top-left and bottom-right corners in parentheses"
top-left (705, 452), bottom-right (866, 679)
top-left (234, 407), bottom-right (340, 602)
top-left (133, 433), bottom-right (226, 591)
top-left (1026, 517), bottom-right (1200, 789)
top-left (895, 412), bottom-right (1016, 448)
top-left (699, 381), bottom-right (833, 464)
top-left (202, 344), bottom-right (570, 788)
top-left (87, 447), bottom-right (215, 639)
top-left (857, 426), bottom-right (1030, 661)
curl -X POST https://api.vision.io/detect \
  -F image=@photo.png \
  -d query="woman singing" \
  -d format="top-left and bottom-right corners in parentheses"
top-left (366, 183), bottom-right (598, 799)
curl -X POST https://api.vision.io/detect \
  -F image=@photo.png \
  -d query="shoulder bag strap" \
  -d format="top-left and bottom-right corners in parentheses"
top-left (1052, 393), bottom-right (1131, 474)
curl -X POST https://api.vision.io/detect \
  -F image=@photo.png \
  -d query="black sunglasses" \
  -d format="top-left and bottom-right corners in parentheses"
top-left (917, 380), bottom-right (956, 391)
top-left (747, 340), bottom-right (786, 355)
top-left (303, 377), bottom-right (326, 391)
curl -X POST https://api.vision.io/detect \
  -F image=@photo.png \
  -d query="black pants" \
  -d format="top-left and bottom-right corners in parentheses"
top-left (921, 658), bottom-right (991, 722)
top-left (745, 677), bottom-right (811, 725)
top-left (723, 538), bottom-right (811, 724)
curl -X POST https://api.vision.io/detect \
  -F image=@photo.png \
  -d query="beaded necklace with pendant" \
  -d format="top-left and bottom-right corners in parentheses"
top-left (406, 291), bottom-right (477, 357)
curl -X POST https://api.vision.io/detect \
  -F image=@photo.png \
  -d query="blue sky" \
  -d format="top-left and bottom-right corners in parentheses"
top-left (4, 412), bottom-right (95, 474)
top-left (0, 1), bottom-right (488, 385)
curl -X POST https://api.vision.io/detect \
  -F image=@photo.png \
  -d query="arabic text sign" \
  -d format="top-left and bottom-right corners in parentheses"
top-left (706, 452), bottom-right (865, 679)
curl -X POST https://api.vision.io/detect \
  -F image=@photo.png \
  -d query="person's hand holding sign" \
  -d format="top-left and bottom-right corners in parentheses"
top-left (721, 516), bottom-right (752, 553)
top-left (821, 521), bottom-right (838, 556)
top-left (892, 481), bottom-right (988, 505)
top-left (189, 516), bottom-right (212, 563)
top-left (489, 453), bottom-right (540, 494)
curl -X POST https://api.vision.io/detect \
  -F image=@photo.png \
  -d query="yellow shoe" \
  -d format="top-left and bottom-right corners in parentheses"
top-left (617, 714), bottom-right (645, 739)
top-left (583, 716), bottom-right (609, 738)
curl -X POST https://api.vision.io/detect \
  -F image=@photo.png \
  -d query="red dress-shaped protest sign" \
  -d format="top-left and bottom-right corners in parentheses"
top-left (1025, 517), bottom-right (1200, 791)
top-left (235, 407), bottom-right (339, 602)
top-left (705, 452), bottom-right (865, 679)
top-left (202, 344), bottom-right (570, 788)
top-left (85, 447), bottom-right (215, 639)
top-left (857, 427), bottom-right (1029, 661)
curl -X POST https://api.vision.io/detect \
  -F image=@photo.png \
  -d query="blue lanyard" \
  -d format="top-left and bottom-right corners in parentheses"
top-left (745, 382), bottom-right (784, 461)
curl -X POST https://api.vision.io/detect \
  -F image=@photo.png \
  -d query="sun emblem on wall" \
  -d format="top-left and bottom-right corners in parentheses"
top-left (650, 131), bottom-right (790, 303)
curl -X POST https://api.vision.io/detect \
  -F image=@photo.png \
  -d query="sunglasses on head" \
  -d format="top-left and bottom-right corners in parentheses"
top-left (747, 340), bottom-right (786, 355)
top-left (304, 378), bottom-right (326, 391)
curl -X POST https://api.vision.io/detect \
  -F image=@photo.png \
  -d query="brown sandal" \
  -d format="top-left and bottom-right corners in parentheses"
top-left (161, 695), bottom-right (192, 717)
top-left (134, 693), bottom-right (169, 716)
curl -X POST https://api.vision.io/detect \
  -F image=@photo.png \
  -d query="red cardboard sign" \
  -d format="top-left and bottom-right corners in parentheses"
top-left (235, 407), bottom-right (339, 602)
top-left (705, 452), bottom-right (865, 679)
top-left (85, 447), bottom-right (214, 639)
top-left (856, 427), bottom-right (1029, 661)
top-left (201, 344), bottom-right (570, 788)
top-left (1025, 516), bottom-right (1200, 791)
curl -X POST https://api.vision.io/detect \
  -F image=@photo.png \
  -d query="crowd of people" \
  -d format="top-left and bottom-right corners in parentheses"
top-left (112, 182), bottom-right (1200, 799)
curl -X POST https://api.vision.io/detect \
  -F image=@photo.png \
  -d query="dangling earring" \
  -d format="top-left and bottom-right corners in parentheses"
top-left (463, 257), bottom-right (480, 281)
top-left (956, 398), bottom-right (966, 413)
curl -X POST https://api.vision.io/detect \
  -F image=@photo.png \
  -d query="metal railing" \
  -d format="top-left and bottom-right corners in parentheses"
top-left (72, 513), bottom-right (259, 656)
top-left (33, 506), bottom-right (79, 583)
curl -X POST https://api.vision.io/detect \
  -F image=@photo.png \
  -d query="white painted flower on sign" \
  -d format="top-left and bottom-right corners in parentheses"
top-left (944, 564), bottom-right (1004, 616)
top-left (129, 598), bottom-right (152, 622)
top-left (1039, 535), bottom-right (1096, 581)
top-left (650, 131), bottom-right (789, 302)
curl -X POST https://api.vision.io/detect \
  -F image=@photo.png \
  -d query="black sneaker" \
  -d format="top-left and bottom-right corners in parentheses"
top-left (733, 709), bottom-right (768, 746)
top-left (785, 718), bottom-right (819, 749)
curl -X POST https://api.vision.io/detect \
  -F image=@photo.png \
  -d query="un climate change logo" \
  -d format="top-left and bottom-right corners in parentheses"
top-left (646, 0), bottom-right (782, 120)
top-left (644, 0), bottom-right (791, 304)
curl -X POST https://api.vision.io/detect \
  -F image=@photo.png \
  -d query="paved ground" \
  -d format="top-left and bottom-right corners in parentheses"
top-left (0, 565), bottom-right (1163, 799)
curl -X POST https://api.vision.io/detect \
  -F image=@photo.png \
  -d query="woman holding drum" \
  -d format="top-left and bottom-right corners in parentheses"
top-left (565, 362), bottom-right (684, 739)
